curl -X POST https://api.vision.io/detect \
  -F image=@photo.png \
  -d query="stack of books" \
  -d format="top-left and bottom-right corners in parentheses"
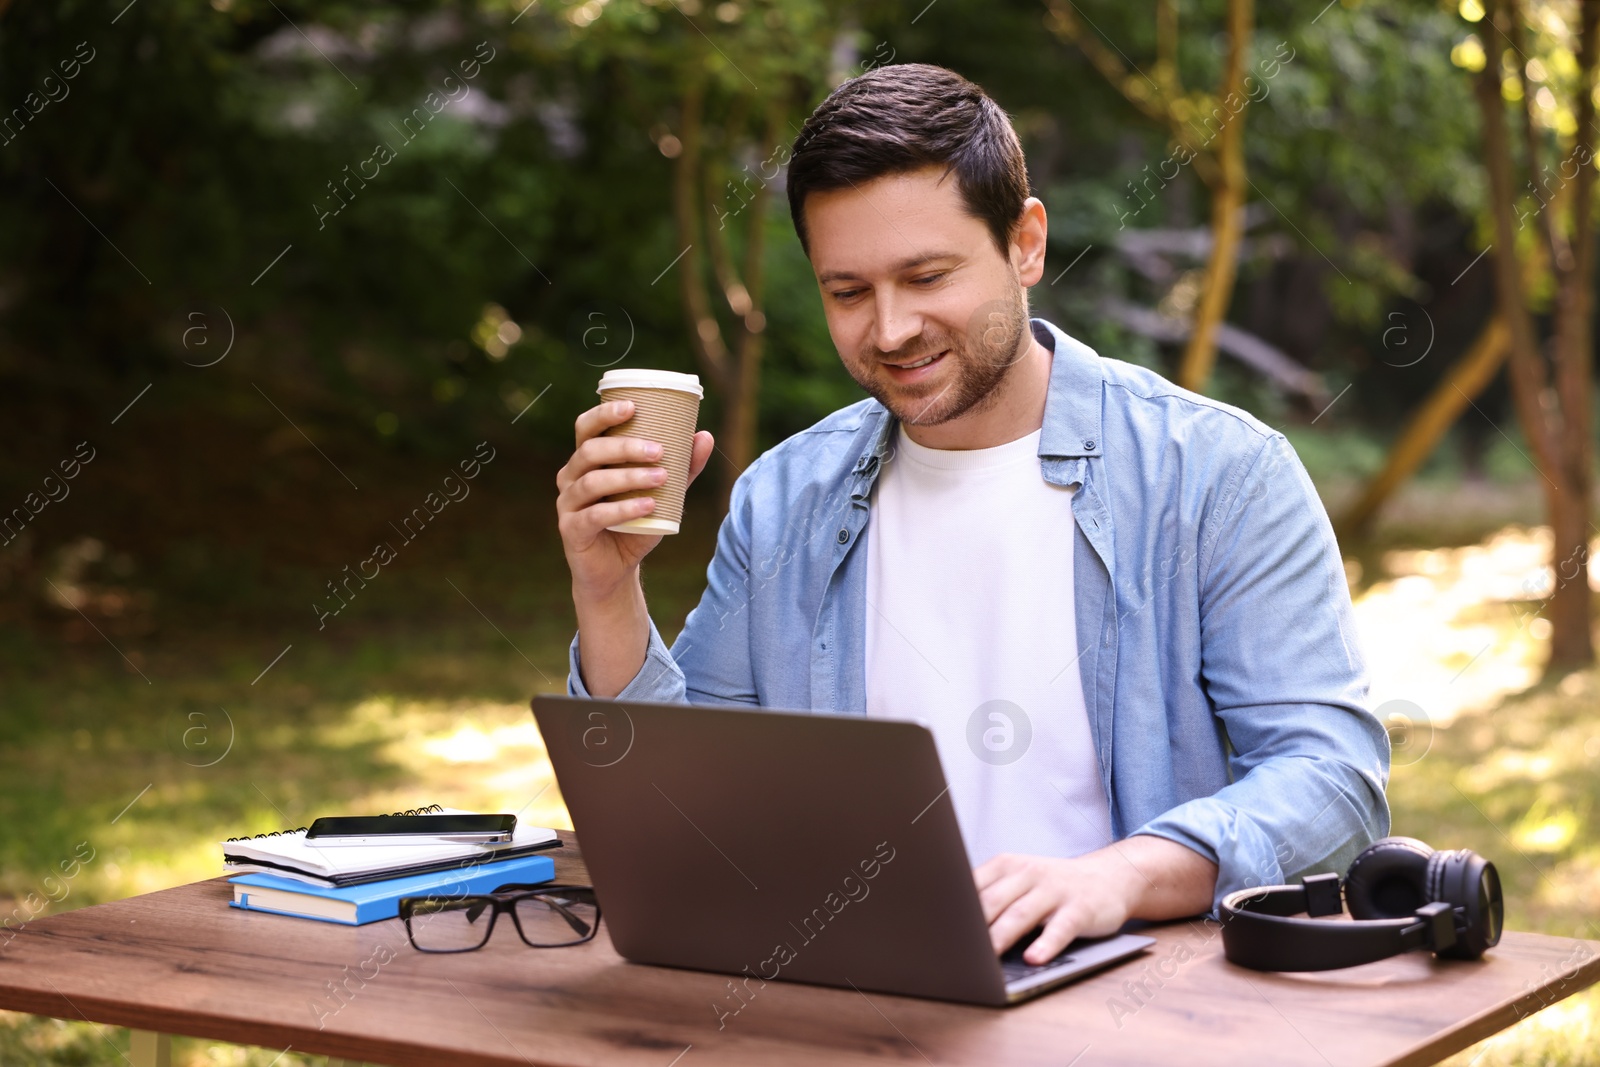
top-left (223, 804), bottom-right (561, 925)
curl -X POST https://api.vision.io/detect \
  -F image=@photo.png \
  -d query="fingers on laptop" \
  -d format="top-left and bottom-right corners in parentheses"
top-left (973, 852), bottom-right (1027, 924)
top-left (1024, 908), bottom-right (1087, 966)
top-left (990, 888), bottom-right (1062, 958)
top-left (977, 854), bottom-right (1105, 964)
top-left (977, 860), bottom-right (1041, 946)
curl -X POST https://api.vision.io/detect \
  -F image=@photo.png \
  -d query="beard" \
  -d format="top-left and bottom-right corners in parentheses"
top-left (845, 280), bottom-right (1031, 429)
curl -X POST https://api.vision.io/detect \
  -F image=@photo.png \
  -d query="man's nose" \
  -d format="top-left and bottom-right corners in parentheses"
top-left (872, 290), bottom-right (923, 355)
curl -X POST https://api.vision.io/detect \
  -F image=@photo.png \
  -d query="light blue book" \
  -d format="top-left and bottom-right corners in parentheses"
top-left (229, 852), bottom-right (556, 925)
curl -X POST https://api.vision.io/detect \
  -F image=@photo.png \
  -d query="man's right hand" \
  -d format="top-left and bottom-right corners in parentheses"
top-left (556, 398), bottom-right (715, 599)
top-left (556, 398), bottom-right (714, 697)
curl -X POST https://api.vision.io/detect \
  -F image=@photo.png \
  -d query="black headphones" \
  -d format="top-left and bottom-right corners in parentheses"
top-left (1219, 837), bottom-right (1504, 972)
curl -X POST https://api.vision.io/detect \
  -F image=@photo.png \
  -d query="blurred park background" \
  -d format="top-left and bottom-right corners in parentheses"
top-left (3, 0), bottom-right (1600, 1062)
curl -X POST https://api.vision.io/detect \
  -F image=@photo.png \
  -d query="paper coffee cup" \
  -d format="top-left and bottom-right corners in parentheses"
top-left (596, 369), bottom-right (704, 535)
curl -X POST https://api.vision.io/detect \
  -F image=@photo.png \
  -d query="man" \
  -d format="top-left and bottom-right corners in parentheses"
top-left (555, 63), bottom-right (1389, 968)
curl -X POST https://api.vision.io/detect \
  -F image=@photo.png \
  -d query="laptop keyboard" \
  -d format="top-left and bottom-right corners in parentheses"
top-left (1000, 947), bottom-right (1076, 984)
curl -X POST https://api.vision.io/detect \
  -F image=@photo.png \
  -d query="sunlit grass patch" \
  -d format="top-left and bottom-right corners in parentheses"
top-left (322, 693), bottom-right (570, 831)
top-left (0, 1012), bottom-right (332, 1067)
top-left (1353, 526), bottom-right (1590, 726)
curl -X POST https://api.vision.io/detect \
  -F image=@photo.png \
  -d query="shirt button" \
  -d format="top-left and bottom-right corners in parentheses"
top-left (837, 529), bottom-right (849, 544)
top-left (1084, 439), bottom-right (1096, 450)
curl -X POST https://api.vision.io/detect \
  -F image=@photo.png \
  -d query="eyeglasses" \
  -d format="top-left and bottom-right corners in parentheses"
top-left (398, 883), bottom-right (600, 953)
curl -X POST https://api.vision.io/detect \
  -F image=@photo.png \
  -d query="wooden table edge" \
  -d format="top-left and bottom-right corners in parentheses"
top-left (1384, 939), bottom-right (1600, 1067)
top-left (0, 864), bottom-right (594, 1067)
top-left (0, 977), bottom-right (435, 1067)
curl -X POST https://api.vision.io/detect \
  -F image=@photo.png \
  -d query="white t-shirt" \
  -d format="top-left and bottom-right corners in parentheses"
top-left (864, 421), bottom-right (1113, 868)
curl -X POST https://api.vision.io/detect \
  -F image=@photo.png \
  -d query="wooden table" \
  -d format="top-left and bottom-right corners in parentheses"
top-left (1, 831), bottom-right (1596, 1067)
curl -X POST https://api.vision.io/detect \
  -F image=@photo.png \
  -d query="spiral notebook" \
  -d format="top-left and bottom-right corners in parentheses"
top-left (221, 804), bottom-right (561, 888)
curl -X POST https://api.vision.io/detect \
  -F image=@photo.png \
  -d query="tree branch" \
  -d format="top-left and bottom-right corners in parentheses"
top-left (1043, 0), bottom-right (1221, 189)
top-left (1156, 0), bottom-right (1180, 99)
top-left (671, 63), bottom-right (731, 393)
top-left (1505, 0), bottom-right (1572, 276)
top-left (1175, 0), bottom-right (1252, 391)
top-left (1554, 0), bottom-right (1600, 493)
top-left (703, 137), bottom-right (748, 318)
top-left (1335, 316), bottom-right (1509, 541)
top-left (1473, 0), bottom-right (1564, 486)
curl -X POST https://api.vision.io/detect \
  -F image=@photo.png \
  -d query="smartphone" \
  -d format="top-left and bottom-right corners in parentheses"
top-left (304, 813), bottom-right (517, 846)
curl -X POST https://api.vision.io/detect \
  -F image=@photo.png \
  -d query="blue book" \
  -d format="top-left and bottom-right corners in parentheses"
top-left (229, 852), bottom-right (556, 925)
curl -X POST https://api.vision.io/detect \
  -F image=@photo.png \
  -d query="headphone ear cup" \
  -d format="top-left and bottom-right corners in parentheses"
top-left (1344, 837), bottom-right (1435, 920)
top-left (1432, 849), bottom-right (1504, 960)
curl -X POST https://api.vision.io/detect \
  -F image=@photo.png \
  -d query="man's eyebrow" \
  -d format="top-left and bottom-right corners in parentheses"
top-left (816, 252), bottom-right (960, 286)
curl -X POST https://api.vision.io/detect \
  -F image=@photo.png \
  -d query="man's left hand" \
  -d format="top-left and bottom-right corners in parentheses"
top-left (975, 834), bottom-right (1219, 965)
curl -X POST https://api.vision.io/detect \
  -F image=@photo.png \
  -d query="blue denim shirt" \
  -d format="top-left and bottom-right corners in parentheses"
top-left (567, 317), bottom-right (1390, 911)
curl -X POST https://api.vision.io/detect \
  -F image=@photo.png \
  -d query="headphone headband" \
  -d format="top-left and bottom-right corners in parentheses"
top-left (1220, 876), bottom-right (1457, 971)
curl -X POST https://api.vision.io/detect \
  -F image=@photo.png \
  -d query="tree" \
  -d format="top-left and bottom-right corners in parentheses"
top-left (1045, 0), bottom-right (1255, 394)
top-left (1471, 0), bottom-right (1599, 672)
top-left (580, 0), bottom-right (841, 513)
top-left (1335, 316), bottom-right (1508, 541)
top-left (669, 52), bottom-right (787, 513)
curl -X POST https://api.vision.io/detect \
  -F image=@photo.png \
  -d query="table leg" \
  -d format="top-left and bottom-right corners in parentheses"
top-left (129, 1031), bottom-right (172, 1067)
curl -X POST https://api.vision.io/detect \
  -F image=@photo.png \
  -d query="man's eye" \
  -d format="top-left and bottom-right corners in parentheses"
top-left (830, 289), bottom-right (863, 301)
top-left (912, 273), bottom-right (945, 286)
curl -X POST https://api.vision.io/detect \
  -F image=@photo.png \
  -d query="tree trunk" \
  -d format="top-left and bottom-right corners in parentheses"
top-left (1545, 0), bottom-right (1600, 669)
top-left (709, 168), bottom-right (772, 512)
top-left (672, 68), bottom-right (731, 396)
top-left (1178, 181), bottom-right (1245, 392)
top-left (713, 107), bottom-right (782, 513)
top-left (1547, 487), bottom-right (1594, 668)
top-left (1474, 0), bottom-right (1596, 674)
top-left (1176, 0), bottom-right (1253, 393)
top-left (668, 64), bottom-right (782, 517)
top-left (1335, 316), bottom-right (1508, 541)
top-left (1472, 9), bottom-right (1560, 504)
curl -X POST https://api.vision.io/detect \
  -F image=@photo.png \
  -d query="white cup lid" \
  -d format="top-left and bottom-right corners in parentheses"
top-left (596, 369), bottom-right (704, 398)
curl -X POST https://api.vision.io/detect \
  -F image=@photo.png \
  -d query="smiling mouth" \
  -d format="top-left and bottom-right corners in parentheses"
top-left (883, 351), bottom-right (945, 369)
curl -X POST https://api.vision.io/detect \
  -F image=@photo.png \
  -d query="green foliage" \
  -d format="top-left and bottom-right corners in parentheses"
top-left (0, 0), bottom-right (1567, 596)
top-left (1283, 423), bottom-right (1391, 484)
top-left (0, 0), bottom-right (848, 469)
top-left (0, 0), bottom-right (1526, 471)
top-left (1249, 1), bottom-right (1482, 327)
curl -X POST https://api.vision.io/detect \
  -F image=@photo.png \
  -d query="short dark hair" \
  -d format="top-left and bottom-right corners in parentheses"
top-left (786, 63), bottom-right (1032, 261)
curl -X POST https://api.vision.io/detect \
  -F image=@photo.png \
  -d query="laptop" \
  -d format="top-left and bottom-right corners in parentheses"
top-left (531, 694), bottom-right (1155, 1006)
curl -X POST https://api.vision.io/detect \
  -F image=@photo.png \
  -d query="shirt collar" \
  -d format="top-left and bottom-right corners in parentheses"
top-left (851, 316), bottom-right (1104, 483)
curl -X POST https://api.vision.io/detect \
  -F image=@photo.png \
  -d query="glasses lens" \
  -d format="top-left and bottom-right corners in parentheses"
top-left (407, 896), bottom-right (497, 951)
top-left (514, 890), bottom-right (599, 946)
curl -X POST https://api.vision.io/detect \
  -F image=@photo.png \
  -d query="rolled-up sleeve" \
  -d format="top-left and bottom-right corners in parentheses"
top-left (565, 456), bottom-right (765, 707)
top-left (566, 613), bottom-right (686, 702)
top-left (1132, 432), bottom-right (1391, 911)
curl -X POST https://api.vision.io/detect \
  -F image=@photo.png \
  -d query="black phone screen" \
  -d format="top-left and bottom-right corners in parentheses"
top-left (305, 814), bottom-right (517, 838)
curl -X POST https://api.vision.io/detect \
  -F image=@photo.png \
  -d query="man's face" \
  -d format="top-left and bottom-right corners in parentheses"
top-left (804, 165), bottom-right (1030, 428)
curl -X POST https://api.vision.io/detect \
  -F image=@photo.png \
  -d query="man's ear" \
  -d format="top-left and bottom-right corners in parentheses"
top-left (1010, 197), bottom-right (1049, 287)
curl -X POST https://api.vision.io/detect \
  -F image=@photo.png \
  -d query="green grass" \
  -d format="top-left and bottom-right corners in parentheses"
top-left (0, 612), bottom-right (599, 1067)
top-left (1406, 669), bottom-right (1600, 1066)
